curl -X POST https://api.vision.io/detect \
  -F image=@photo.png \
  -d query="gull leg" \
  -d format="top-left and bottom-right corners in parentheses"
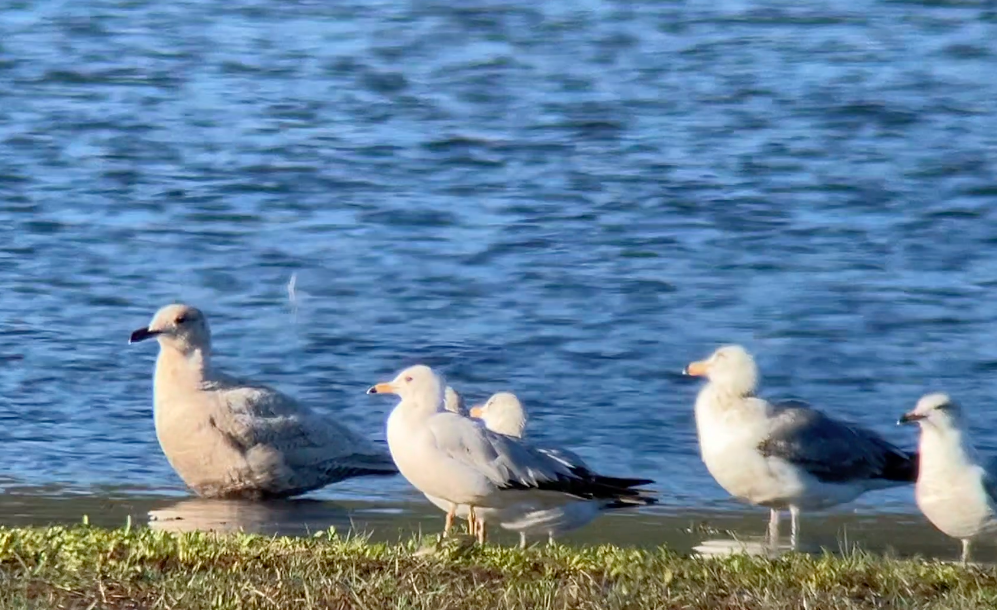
top-left (767, 509), bottom-right (780, 546)
top-left (477, 517), bottom-right (488, 544)
top-left (547, 532), bottom-right (555, 547)
top-left (789, 506), bottom-right (800, 550)
top-left (467, 506), bottom-right (478, 535)
top-left (444, 504), bottom-right (456, 537)
top-left (519, 532), bottom-right (527, 550)
top-left (962, 539), bottom-right (972, 565)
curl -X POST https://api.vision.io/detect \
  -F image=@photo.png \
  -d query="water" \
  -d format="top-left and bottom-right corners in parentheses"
top-left (1, 0), bottom-right (997, 556)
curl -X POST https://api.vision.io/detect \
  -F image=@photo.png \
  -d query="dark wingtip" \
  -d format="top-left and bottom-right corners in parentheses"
top-left (904, 451), bottom-right (920, 482)
top-left (357, 467), bottom-right (399, 477)
top-left (880, 449), bottom-right (919, 483)
top-left (523, 472), bottom-right (659, 502)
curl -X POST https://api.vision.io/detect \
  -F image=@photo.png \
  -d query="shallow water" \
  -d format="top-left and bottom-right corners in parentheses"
top-left (1, 0), bottom-right (997, 558)
top-left (0, 491), bottom-right (983, 563)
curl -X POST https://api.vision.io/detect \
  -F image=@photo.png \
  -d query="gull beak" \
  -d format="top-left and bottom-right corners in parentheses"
top-left (129, 327), bottom-right (161, 344)
top-left (468, 405), bottom-right (484, 419)
top-left (366, 382), bottom-right (396, 395)
top-left (897, 412), bottom-right (925, 426)
top-left (683, 360), bottom-right (710, 377)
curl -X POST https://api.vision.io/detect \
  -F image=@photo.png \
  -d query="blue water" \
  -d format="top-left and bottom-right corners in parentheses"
top-left (1, 0), bottom-right (997, 519)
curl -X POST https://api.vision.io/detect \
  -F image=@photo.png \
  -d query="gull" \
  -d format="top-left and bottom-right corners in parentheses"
top-left (468, 392), bottom-right (526, 437)
top-left (367, 365), bottom-right (656, 544)
top-left (470, 392), bottom-right (655, 547)
top-left (898, 393), bottom-right (997, 563)
top-left (129, 303), bottom-right (397, 499)
top-left (684, 345), bottom-right (917, 548)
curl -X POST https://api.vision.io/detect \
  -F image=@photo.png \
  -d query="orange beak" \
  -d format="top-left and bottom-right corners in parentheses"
top-left (468, 405), bottom-right (484, 418)
top-left (366, 382), bottom-right (397, 395)
top-left (683, 360), bottom-right (710, 377)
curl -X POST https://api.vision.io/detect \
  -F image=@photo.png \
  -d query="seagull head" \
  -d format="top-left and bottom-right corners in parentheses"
top-left (683, 344), bottom-right (759, 397)
top-left (367, 364), bottom-right (445, 411)
top-left (469, 392), bottom-right (527, 438)
top-left (898, 392), bottom-right (962, 430)
top-left (129, 303), bottom-right (211, 356)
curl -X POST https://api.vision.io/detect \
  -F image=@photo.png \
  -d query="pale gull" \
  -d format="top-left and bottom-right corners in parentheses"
top-left (129, 303), bottom-right (397, 500)
top-left (468, 392), bottom-right (527, 437)
top-left (684, 345), bottom-right (916, 548)
top-left (899, 393), bottom-right (997, 563)
top-left (367, 365), bottom-right (656, 544)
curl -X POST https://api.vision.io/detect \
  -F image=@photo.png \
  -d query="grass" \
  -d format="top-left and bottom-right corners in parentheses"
top-left (2, 524), bottom-right (997, 610)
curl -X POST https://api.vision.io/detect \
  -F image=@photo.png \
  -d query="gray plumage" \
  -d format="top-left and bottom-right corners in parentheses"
top-left (421, 410), bottom-right (649, 500)
top-left (760, 399), bottom-right (917, 485)
top-left (426, 390), bottom-right (655, 545)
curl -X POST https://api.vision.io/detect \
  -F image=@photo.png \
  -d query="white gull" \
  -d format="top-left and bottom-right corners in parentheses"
top-left (684, 344), bottom-right (916, 548)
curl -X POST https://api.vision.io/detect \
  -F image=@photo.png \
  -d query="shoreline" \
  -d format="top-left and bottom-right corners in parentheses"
top-left (0, 491), bottom-right (978, 564)
top-left (1, 525), bottom-right (995, 610)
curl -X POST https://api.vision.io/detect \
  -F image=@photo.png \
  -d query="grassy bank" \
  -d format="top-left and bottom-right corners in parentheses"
top-left (1, 525), bottom-right (996, 609)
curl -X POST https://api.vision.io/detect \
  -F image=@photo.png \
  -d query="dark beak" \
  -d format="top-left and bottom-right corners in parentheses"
top-left (897, 412), bottom-right (924, 426)
top-left (129, 327), bottom-right (161, 344)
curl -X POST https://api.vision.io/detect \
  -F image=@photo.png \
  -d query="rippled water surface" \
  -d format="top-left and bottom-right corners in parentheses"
top-left (2, 0), bottom-right (997, 548)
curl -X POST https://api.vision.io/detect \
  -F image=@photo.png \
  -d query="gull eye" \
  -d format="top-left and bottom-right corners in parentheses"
top-left (404, 376), bottom-right (413, 383)
top-left (175, 314), bottom-right (188, 324)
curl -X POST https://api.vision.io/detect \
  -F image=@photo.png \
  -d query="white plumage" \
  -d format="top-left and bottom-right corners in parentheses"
top-left (900, 392), bottom-right (997, 563)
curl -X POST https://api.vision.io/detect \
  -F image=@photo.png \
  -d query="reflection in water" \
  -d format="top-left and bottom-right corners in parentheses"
top-left (693, 538), bottom-right (802, 559)
top-left (0, 489), bottom-right (990, 562)
top-left (147, 498), bottom-right (357, 536)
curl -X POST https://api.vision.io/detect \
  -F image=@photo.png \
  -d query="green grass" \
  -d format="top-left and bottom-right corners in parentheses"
top-left (1, 524), bottom-right (996, 609)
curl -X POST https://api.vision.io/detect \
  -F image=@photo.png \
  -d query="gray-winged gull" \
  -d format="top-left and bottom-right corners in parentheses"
top-left (684, 344), bottom-right (916, 548)
top-left (367, 365), bottom-right (655, 544)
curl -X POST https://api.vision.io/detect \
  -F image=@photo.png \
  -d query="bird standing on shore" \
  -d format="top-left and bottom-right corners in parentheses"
top-left (129, 303), bottom-right (397, 499)
top-left (684, 345), bottom-right (917, 548)
top-left (899, 393), bottom-right (997, 564)
top-left (367, 365), bottom-right (655, 544)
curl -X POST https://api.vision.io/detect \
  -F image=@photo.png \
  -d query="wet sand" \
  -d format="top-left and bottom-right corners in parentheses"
top-left (0, 488), bottom-right (982, 563)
